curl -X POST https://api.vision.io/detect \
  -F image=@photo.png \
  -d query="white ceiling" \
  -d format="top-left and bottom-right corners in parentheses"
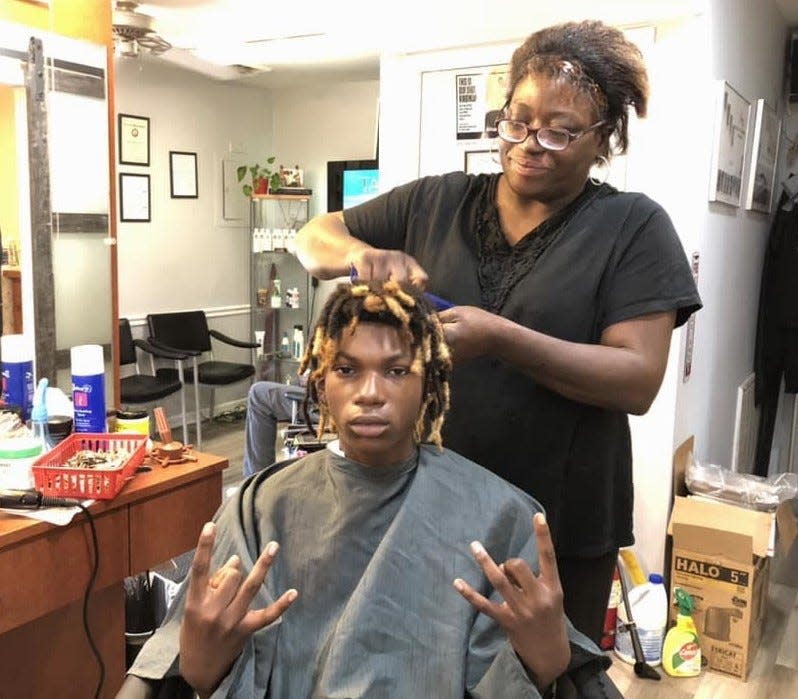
top-left (124, 1), bottom-right (798, 87)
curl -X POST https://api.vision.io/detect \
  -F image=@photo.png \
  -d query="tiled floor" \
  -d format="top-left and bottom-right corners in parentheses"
top-left (201, 417), bottom-right (798, 697)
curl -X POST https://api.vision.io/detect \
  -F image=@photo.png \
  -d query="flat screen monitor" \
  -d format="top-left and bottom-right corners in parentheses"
top-left (327, 159), bottom-right (379, 212)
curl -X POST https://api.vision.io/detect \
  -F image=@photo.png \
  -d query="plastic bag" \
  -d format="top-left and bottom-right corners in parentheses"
top-left (685, 457), bottom-right (797, 511)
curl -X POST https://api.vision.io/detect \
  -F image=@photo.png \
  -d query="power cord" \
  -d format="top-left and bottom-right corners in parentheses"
top-left (75, 502), bottom-right (104, 699)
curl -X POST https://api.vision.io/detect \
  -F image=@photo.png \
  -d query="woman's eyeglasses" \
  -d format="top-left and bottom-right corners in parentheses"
top-left (495, 119), bottom-right (606, 151)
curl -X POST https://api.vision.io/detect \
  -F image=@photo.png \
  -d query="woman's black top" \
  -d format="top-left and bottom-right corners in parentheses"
top-left (344, 173), bottom-right (702, 557)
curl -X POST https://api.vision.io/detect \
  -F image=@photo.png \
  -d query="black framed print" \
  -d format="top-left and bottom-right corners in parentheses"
top-left (169, 150), bottom-right (198, 198)
top-left (119, 173), bottom-right (151, 222)
top-left (118, 113), bottom-right (150, 166)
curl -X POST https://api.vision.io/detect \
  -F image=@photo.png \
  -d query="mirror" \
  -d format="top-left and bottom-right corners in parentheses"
top-left (0, 20), bottom-right (116, 411)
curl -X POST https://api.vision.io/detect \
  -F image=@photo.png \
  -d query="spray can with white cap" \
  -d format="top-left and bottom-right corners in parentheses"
top-left (1, 334), bottom-right (34, 421)
top-left (71, 344), bottom-right (106, 433)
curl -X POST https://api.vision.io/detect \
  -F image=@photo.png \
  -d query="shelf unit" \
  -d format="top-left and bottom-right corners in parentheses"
top-left (249, 194), bottom-right (311, 383)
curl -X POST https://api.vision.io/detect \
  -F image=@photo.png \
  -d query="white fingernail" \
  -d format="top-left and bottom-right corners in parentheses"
top-left (470, 541), bottom-right (485, 556)
top-left (453, 578), bottom-right (465, 591)
top-left (202, 522), bottom-right (215, 537)
top-left (266, 541), bottom-right (279, 556)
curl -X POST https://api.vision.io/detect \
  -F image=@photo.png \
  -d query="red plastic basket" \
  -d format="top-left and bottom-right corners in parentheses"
top-left (32, 433), bottom-right (147, 500)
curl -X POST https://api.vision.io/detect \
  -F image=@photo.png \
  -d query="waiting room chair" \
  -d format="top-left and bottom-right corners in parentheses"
top-left (119, 318), bottom-right (192, 444)
top-left (146, 310), bottom-right (259, 449)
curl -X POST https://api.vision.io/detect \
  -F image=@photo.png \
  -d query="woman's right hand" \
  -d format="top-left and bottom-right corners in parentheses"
top-left (179, 522), bottom-right (298, 698)
top-left (349, 246), bottom-right (428, 288)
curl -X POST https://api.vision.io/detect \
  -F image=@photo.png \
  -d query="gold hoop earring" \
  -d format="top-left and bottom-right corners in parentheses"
top-left (589, 155), bottom-right (610, 186)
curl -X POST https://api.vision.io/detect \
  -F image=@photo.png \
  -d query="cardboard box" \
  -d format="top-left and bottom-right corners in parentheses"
top-left (667, 495), bottom-right (790, 679)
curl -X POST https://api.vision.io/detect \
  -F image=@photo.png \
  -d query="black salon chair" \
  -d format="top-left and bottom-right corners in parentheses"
top-left (146, 310), bottom-right (259, 449)
top-left (119, 318), bottom-right (193, 443)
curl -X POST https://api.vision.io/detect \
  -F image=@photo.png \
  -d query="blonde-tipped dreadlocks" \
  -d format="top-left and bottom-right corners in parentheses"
top-left (298, 280), bottom-right (452, 448)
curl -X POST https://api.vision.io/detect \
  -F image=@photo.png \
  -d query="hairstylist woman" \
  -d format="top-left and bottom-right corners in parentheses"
top-left (295, 19), bottom-right (701, 644)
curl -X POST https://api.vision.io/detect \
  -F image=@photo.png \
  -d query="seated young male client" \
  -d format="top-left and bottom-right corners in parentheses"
top-left (121, 281), bottom-right (616, 698)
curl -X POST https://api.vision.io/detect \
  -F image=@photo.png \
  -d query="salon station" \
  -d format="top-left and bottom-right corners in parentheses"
top-left (2, 1), bottom-right (798, 697)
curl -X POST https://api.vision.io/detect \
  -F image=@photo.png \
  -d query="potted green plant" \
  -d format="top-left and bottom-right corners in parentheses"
top-left (237, 157), bottom-right (281, 197)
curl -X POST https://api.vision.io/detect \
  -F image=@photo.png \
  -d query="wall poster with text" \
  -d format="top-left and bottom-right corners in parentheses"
top-left (456, 69), bottom-right (508, 140)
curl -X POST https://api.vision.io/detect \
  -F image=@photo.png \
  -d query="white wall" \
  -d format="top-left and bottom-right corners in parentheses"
top-left (271, 80), bottom-right (379, 220)
top-left (674, 0), bottom-right (789, 473)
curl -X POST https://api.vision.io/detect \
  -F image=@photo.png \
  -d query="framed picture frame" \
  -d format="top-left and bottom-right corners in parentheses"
top-left (169, 150), bottom-right (198, 199)
top-left (744, 99), bottom-right (781, 213)
top-left (708, 81), bottom-right (751, 207)
top-left (464, 149), bottom-right (502, 175)
top-left (118, 113), bottom-right (150, 166)
top-left (119, 173), bottom-right (151, 222)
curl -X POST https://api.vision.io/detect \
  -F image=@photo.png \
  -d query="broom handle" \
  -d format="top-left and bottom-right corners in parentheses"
top-left (616, 556), bottom-right (647, 663)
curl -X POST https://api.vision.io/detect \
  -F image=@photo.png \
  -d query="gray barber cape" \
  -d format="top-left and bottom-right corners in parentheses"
top-left (130, 445), bottom-right (607, 698)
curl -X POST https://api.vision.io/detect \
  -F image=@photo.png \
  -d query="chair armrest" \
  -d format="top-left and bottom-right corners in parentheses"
top-left (147, 337), bottom-right (202, 356)
top-left (133, 338), bottom-right (190, 361)
top-left (116, 675), bottom-right (196, 699)
top-left (114, 675), bottom-right (158, 699)
top-left (209, 328), bottom-right (260, 349)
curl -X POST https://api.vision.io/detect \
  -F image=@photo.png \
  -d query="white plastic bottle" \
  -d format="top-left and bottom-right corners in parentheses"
top-left (615, 573), bottom-right (668, 666)
top-left (71, 344), bottom-right (106, 433)
top-left (262, 227), bottom-right (273, 252)
top-left (272, 227), bottom-right (284, 252)
top-left (292, 325), bottom-right (304, 360)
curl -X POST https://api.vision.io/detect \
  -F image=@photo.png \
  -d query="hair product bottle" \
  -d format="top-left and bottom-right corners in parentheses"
top-left (0, 334), bottom-right (34, 421)
top-left (71, 344), bottom-right (106, 433)
top-left (292, 325), bottom-right (304, 360)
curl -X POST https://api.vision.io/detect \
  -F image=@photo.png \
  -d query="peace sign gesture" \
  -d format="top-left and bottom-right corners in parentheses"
top-left (179, 522), bottom-right (298, 697)
top-left (453, 513), bottom-right (571, 691)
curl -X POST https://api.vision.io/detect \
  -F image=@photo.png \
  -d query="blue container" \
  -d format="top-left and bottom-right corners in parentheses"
top-left (1, 334), bottom-right (34, 421)
top-left (71, 344), bottom-right (106, 433)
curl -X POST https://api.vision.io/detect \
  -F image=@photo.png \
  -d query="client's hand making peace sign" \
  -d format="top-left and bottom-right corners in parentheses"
top-left (454, 512), bottom-right (571, 691)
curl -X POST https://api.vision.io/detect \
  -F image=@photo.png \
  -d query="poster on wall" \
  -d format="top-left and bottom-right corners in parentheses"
top-left (455, 69), bottom-right (508, 140)
top-left (708, 81), bottom-right (750, 207)
top-left (744, 99), bottom-right (781, 213)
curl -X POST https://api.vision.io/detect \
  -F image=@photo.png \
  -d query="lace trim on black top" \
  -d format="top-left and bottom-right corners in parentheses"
top-left (476, 176), bottom-right (607, 313)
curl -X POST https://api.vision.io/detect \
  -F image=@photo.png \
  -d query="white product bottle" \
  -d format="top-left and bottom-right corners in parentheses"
top-left (292, 325), bottom-right (304, 360)
top-left (286, 229), bottom-right (297, 254)
top-left (262, 227), bottom-right (273, 252)
top-left (71, 344), bottom-right (106, 433)
top-left (252, 228), bottom-right (260, 254)
top-left (615, 573), bottom-right (668, 666)
top-left (272, 228), bottom-right (284, 252)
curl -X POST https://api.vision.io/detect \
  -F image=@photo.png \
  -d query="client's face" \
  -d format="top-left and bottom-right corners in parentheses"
top-left (322, 322), bottom-right (423, 467)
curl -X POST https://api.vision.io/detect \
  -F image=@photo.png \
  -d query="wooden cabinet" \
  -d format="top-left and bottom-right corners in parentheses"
top-left (0, 452), bottom-right (227, 698)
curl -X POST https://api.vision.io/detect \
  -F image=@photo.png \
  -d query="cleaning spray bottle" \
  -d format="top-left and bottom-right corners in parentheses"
top-left (663, 587), bottom-right (701, 677)
top-left (30, 378), bottom-right (56, 453)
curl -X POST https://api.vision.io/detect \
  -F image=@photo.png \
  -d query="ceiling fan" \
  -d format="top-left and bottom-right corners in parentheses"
top-left (112, 1), bottom-right (173, 58)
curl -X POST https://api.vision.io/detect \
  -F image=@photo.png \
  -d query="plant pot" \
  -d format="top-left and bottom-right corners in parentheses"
top-left (253, 177), bottom-right (268, 195)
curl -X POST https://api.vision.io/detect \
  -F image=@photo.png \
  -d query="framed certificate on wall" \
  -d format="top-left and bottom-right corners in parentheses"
top-left (118, 113), bottom-right (150, 166)
top-left (119, 173), bottom-right (151, 222)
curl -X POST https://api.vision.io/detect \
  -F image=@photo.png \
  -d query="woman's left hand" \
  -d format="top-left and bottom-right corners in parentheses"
top-left (453, 513), bottom-right (571, 691)
top-left (437, 306), bottom-right (500, 363)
